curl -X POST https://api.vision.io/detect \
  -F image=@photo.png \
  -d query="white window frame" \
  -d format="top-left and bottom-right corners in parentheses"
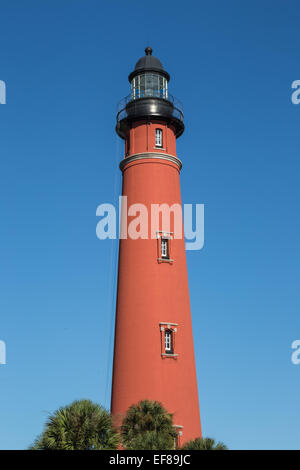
top-left (156, 231), bottom-right (173, 263)
top-left (159, 322), bottom-right (178, 358)
top-left (161, 238), bottom-right (168, 258)
top-left (165, 330), bottom-right (172, 353)
top-left (155, 128), bottom-right (163, 147)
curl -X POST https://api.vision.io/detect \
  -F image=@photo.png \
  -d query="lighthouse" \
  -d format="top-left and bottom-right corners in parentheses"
top-left (111, 47), bottom-right (201, 446)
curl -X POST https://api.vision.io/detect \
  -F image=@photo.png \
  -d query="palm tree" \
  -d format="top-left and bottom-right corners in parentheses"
top-left (30, 399), bottom-right (119, 450)
top-left (181, 437), bottom-right (228, 450)
top-left (121, 400), bottom-right (177, 450)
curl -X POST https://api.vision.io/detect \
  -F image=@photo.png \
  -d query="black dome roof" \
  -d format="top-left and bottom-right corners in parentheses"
top-left (128, 47), bottom-right (170, 82)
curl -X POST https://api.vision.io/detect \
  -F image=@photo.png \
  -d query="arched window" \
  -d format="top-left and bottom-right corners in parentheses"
top-left (155, 128), bottom-right (163, 148)
top-left (165, 330), bottom-right (173, 354)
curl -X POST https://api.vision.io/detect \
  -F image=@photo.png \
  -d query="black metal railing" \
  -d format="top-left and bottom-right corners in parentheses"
top-left (116, 92), bottom-right (184, 124)
top-left (132, 88), bottom-right (169, 100)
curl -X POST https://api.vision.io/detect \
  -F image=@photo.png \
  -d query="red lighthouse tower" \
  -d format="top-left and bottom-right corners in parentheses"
top-left (111, 47), bottom-right (201, 446)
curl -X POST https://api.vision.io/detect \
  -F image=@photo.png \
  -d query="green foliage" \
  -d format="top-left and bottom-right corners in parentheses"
top-left (29, 398), bottom-right (227, 452)
top-left (181, 437), bottom-right (228, 450)
top-left (29, 399), bottom-right (118, 450)
top-left (121, 400), bottom-right (177, 450)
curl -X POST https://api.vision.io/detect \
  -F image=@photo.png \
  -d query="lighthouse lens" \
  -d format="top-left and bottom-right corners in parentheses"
top-left (131, 73), bottom-right (167, 100)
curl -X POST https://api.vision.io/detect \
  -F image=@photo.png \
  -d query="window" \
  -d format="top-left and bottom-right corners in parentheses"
top-left (161, 238), bottom-right (168, 258)
top-left (174, 426), bottom-right (183, 449)
top-left (155, 128), bottom-right (163, 147)
top-left (159, 322), bottom-right (178, 358)
top-left (157, 231), bottom-right (173, 263)
top-left (165, 330), bottom-right (173, 353)
top-left (131, 73), bottom-right (168, 100)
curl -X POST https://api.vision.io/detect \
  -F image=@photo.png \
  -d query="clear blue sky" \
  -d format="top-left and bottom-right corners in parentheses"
top-left (0, 0), bottom-right (300, 450)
